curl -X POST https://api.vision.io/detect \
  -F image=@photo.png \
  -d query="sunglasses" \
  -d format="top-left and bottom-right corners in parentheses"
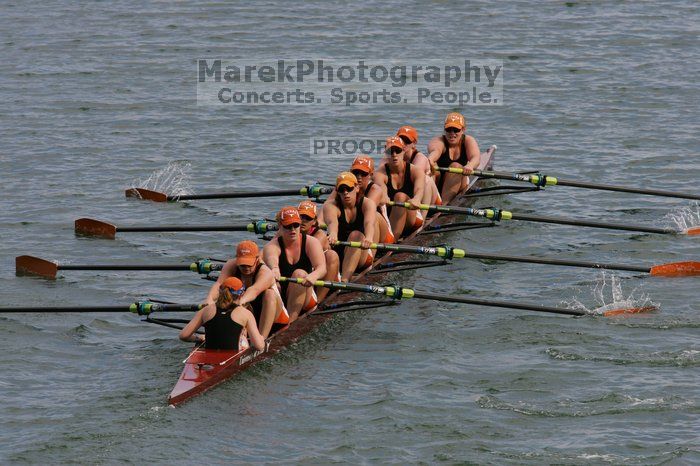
top-left (300, 214), bottom-right (315, 221)
top-left (399, 136), bottom-right (413, 145)
top-left (283, 223), bottom-right (300, 230)
top-left (386, 147), bottom-right (403, 155)
top-left (222, 286), bottom-right (245, 296)
top-left (338, 185), bottom-right (355, 193)
top-left (445, 127), bottom-right (461, 134)
top-left (351, 170), bottom-right (369, 177)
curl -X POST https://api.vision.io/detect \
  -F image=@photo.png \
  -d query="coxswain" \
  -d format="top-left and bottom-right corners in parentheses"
top-left (205, 240), bottom-right (288, 338)
top-left (396, 125), bottom-right (442, 206)
top-left (374, 136), bottom-right (425, 238)
top-left (427, 112), bottom-right (481, 204)
top-left (263, 206), bottom-right (327, 322)
top-left (323, 172), bottom-right (378, 281)
top-left (350, 155), bottom-right (395, 244)
top-left (297, 200), bottom-right (339, 301)
top-left (180, 277), bottom-right (265, 351)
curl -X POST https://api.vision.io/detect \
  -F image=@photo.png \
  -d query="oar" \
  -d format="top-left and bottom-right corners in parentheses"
top-left (438, 167), bottom-right (700, 201)
top-left (387, 202), bottom-right (700, 236)
top-left (15, 255), bottom-right (225, 279)
top-left (0, 301), bottom-right (203, 314)
top-left (333, 241), bottom-right (700, 277)
top-left (75, 218), bottom-right (278, 239)
top-left (279, 277), bottom-right (655, 317)
top-left (125, 183), bottom-right (333, 202)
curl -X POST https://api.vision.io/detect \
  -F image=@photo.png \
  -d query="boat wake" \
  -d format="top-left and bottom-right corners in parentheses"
top-left (476, 391), bottom-right (695, 417)
top-left (131, 161), bottom-right (194, 198)
top-left (563, 272), bottom-right (658, 316)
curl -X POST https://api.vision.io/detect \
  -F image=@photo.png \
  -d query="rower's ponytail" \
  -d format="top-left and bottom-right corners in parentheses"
top-left (216, 286), bottom-right (236, 310)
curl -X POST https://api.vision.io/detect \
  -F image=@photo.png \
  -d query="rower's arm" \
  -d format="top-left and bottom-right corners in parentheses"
top-left (262, 242), bottom-right (281, 279)
top-left (465, 136), bottom-right (481, 171)
top-left (362, 198), bottom-right (377, 241)
top-left (204, 260), bottom-right (235, 304)
top-left (322, 201), bottom-right (340, 244)
top-left (179, 307), bottom-right (207, 343)
top-left (305, 236), bottom-right (327, 282)
top-left (426, 137), bottom-right (444, 165)
top-left (372, 167), bottom-right (389, 191)
top-left (243, 309), bottom-right (265, 351)
top-left (239, 266), bottom-right (274, 306)
top-left (409, 165), bottom-right (425, 205)
top-left (366, 183), bottom-right (387, 206)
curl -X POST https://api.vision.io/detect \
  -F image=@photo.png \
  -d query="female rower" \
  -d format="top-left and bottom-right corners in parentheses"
top-left (205, 240), bottom-right (288, 338)
top-left (374, 136), bottom-right (425, 238)
top-left (323, 172), bottom-right (378, 281)
top-left (396, 125), bottom-right (442, 206)
top-left (179, 277), bottom-right (265, 351)
top-left (350, 155), bottom-right (395, 244)
top-left (427, 112), bottom-right (481, 204)
top-left (298, 200), bottom-right (340, 301)
top-left (263, 206), bottom-right (327, 322)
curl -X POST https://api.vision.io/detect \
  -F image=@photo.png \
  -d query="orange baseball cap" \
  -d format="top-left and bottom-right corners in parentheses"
top-left (351, 155), bottom-right (375, 174)
top-left (277, 206), bottom-right (301, 226)
top-left (385, 136), bottom-right (406, 151)
top-left (236, 240), bottom-right (259, 267)
top-left (297, 200), bottom-right (317, 219)
top-left (444, 112), bottom-right (466, 130)
top-left (336, 171), bottom-right (358, 189)
top-left (396, 126), bottom-right (418, 144)
top-left (221, 276), bottom-right (245, 294)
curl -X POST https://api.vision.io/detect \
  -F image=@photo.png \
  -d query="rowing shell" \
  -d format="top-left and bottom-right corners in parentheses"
top-left (168, 145), bottom-right (497, 405)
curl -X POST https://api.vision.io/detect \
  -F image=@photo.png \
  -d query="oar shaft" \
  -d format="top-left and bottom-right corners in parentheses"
top-left (0, 306), bottom-right (133, 313)
top-left (171, 189), bottom-right (303, 201)
top-left (508, 212), bottom-right (673, 235)
top-left (0, 303), bottom-right (202, 313)
top-left (552, 178), bottom-right (700, 200)
top-left (470, 169), bottom-right (700, 200)
top-left (389, 202), bottom-right (677, 236)
top-left (117, 225), bottom-right (253, 233)
top-left (280, 277), bottom-right (587, 317)
top-left (462, 252), bottom-right (651, 273)
top-left (166, 185), bottom-right (333, 201)
top-left (58, 264), bottom-right (197, 271)
top-left (411, 291), bottom-right (586, 316)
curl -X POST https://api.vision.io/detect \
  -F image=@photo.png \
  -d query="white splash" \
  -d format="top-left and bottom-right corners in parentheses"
top-left (563, 272), bottom-right (658, 316)
top-left (133, 161), bottom-right (195, 198)
top-left (662, 201), bottom-right (699, 232)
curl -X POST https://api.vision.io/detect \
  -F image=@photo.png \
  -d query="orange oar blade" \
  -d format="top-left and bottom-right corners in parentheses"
top-left (683, 226), bottom-right (700, 236)
top-left (125, 187), bottom-right (168, 202)
top-left (75, 218), bottom-right (117, 239)
top-left (602, 305), bottom-right (658, 317)
top-left (15, 255), bottom-right (58, 279)
top-left (649, 261), bottom-right (700, 277)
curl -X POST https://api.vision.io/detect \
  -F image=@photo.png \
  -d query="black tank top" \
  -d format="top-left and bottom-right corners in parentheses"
top-left (386, 163), bottom-right (414, 200)
top-left (204, 308), bottom-right (244, 350)
top-left (232, 263), bottom-right (265, 323)
top-left (436, 135), bottom-right (468, 192)
top-left (337, 197), bottom-right (365, 241)
top-left (277, 233), bottom-right (312, 297)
